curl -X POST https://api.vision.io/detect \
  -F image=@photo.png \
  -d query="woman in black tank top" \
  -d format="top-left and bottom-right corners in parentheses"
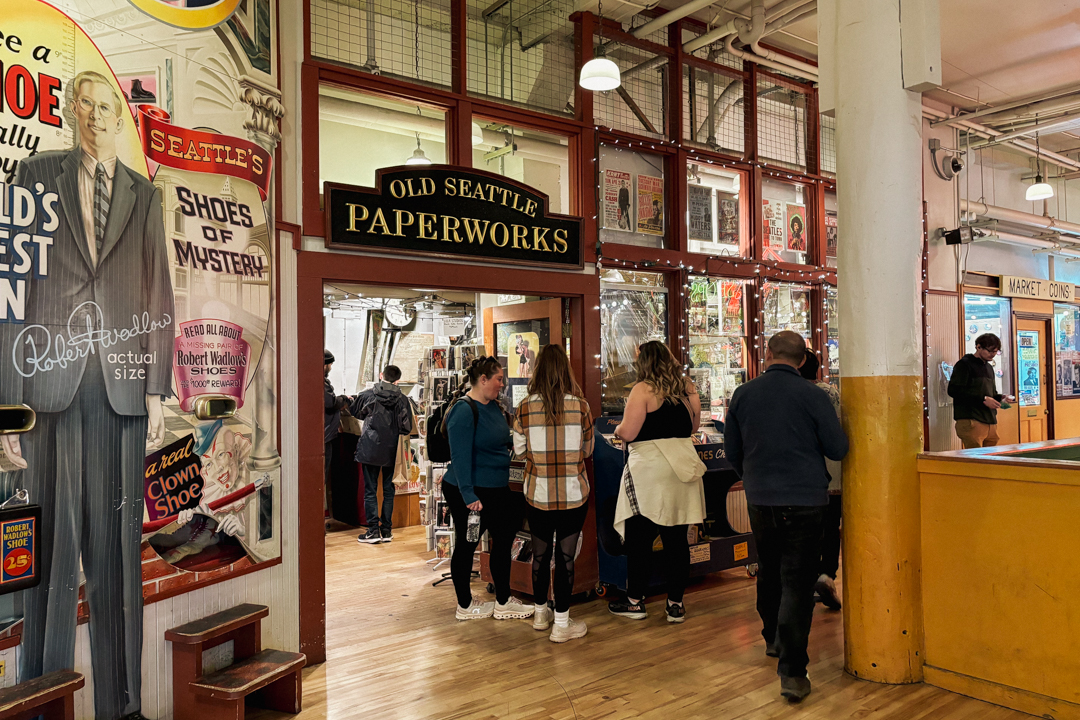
top-left (610, 341), bottom-right (702, 624)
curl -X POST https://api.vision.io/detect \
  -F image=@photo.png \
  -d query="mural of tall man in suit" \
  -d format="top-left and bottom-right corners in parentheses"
top-left (0, 70), bottom-right (174, 720)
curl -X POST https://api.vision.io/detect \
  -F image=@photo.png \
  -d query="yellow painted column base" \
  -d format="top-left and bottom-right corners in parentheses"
top-left (840, 374), bottom-right (924, 683)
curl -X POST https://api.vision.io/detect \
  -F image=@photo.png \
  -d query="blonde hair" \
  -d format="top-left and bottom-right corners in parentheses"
top-left (634, 341), bottom-right (686, 402)
top-left (71, 71), bottom-right (123, 115)
top-left (526, 345), bottom-right (584, 426)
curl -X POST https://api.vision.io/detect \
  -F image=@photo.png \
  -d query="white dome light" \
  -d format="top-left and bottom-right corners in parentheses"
top-left (579, 57), bottom-right (621, 91)
top-left (471, 122), bottom-right (484, 146)
top-left (1026, 176), bottom-right (1054, 201)
top-left (405, 147), bottom-right (432, 165)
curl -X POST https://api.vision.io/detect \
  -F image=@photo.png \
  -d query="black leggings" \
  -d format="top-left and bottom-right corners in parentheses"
top-left (442, 482), bottom-right (520, 607)
top-left (527, 502), bottom-right (588, 613)
top-left (624, 515), bottom-right (690, 603)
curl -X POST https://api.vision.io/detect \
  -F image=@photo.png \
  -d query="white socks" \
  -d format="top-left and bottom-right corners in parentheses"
top-left (554, 610), bottom-right (570, 627)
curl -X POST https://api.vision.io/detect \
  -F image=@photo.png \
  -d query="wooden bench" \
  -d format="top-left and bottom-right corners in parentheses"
top-left (166, 604), bottom-right (305, 720)
top-left (0, 670), bottom-right (84, 720)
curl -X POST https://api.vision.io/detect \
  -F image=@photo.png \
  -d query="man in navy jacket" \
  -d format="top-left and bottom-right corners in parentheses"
top-left (724, 331), bottom-right (848, 703)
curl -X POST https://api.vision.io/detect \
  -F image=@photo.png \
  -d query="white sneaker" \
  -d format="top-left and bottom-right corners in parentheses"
top-left (533, 605), bottom-right (554, 631)
top-left (455, 597), bottom-right (495, 621)
top-left (549, 617), bottom-right (588, 643)
top-left (494, 597), bottom-right (535, 620)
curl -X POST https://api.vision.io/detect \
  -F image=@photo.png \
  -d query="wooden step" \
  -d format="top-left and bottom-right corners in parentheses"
top-left (189, 649), bottom-right (306, 701)
top-left (0, 670), bottom-right (83, 719)
top-left (166, 603), bottom-right (268, 646)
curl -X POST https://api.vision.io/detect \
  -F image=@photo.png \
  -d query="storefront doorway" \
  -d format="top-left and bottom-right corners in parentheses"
top-left (1016, 318), bottom-right (1053, 442)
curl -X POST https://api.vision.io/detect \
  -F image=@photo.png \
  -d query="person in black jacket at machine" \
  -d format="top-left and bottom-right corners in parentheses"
top-left (723, 331), bottom-right (848, 704)
top-left (352, 365), bottom-right (414, 544)
top-left (324, 350), bottom-right (351, 525)
top-left (947, 333), bottom-right (1015, 449)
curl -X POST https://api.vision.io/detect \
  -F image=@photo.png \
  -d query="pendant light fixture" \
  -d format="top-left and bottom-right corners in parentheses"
top-left (406, 131), bottom-right (431, 165)
top-left (579, 0), bottom-right (621, 92)
top-left (471, 121), bottom-right (485, 146)
top-left (1026, 128), bottom-right (1054, 202)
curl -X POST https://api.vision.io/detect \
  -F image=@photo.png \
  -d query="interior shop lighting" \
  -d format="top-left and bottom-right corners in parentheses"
top-left (405, 132), bottom-right (432, 166)
top-left (579, 0), bottom-right (621, 92)
top-left (471, 122), bottom-right (484, 146)
top-left (1026, 130), bottom-right (1054, 201)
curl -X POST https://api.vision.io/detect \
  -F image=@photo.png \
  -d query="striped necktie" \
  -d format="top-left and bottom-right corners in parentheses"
top-left (94, 163), bottom-right (109, 262)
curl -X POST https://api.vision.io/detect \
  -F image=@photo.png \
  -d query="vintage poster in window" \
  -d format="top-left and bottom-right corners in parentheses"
top-left (1017, 331), bottom-right (1041, 407)
top-left (636, 174), bottom-right (665, 236)
top-left (1055, 306), bottom-right (1080, 397)
top-left (688, 184), bottom-right (713, 241)
top-left (603, 169), bottom-right (633, 231)
top-left (786, 203), bottom-right (807, 252)
top-left (762, 199), bottom-right (786, 259)
top-left (718, 191), bottom-right (739, 247)
top-left (720, 281), bottom-right (745, 334)
top-left (825, 210), bottom-right (838, 258)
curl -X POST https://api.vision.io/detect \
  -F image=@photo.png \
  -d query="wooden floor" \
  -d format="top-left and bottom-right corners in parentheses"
top-left (249, 525), bottom-right (1030, 720)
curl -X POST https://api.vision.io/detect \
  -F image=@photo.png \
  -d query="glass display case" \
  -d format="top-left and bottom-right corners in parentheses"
top-left (761, 178), bottom-right (811, 266)
top-left (600, 270), bottom-right (668, 414)
top-left (963, 294), bottom-right (1012, 396)
top-left (688, 277), bottom-right (749, 424)
top-left (599, 144), bottom-right (667, 249)
top-left (687, 162), bottom-right (747, 258)
top-left (824, 190), bottom-right (838, 269)
top-left (1054, 303), bottom-right (1080, 398)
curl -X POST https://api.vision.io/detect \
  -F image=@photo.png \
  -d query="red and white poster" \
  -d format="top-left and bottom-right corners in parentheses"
top-left (637, 174), bottom-right (664, 236)
top-left (762, 199), bottom-right (786, 260)
top-left (826, 210), bottom-right (838, 258)
top-left (603, 169), bottom-right (632, 231)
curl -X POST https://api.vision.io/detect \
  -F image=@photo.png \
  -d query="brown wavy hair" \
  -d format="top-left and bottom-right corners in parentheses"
top-left (526, 345), bottom-right (584, 426)
top-left (634, 341), bottom-right (687, 402)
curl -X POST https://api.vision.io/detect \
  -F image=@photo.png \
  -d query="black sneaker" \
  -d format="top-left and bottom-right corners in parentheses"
top-left (608, 598), bottom-right (647, 620)
top-left (766, 641), bottom-right (780, 658)
top-left (380, 528), bottom-right (393, 543)
top-left (357, 528), bottom-right (382, 544)
top-left (666, 602), bottom-right (686, 624)
top-left (780, 674), bottom-right (811, 702)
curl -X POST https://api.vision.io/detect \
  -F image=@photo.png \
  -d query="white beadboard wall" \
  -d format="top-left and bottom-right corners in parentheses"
top-left (65, 230), bottom-right (301, 720)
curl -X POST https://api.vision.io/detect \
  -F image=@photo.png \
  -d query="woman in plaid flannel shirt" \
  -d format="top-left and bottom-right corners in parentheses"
top-left (512, 345), bottom-right (595, 643)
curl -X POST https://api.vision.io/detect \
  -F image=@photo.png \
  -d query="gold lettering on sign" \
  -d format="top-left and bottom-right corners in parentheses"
top-left (511, 224), bottom-right (530, 250)
top-left (444, 178), bottom-right (458, 196)
top-left (347, 204), bottom-right (369, 232)
top-left (490, 222), bottom-right (510, 247)
top-left (553, 229), bottom-right (568, 253)
top-left (443, 215), bottom-right (462, 242)
top-left (532, 227), bottom-right (551, 251)
top-left (392, 209), bottom-right (415, 237)
top-left (462, 218), bottom-right (490, 244)
top-left (417, 212), bottom-right (438, 240)
top-left (369, 207), bottom-right (391, 235)
top-left (389, 180), bottom-right (407, 199)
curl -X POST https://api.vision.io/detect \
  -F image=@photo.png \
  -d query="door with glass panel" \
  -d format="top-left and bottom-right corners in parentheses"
top-left (1016, 319), bottom-right (1051, 442)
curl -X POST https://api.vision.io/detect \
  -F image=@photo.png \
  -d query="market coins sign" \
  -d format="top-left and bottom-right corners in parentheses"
top-left (326, 167), bottom-right (583, 270)
top-left (1000, 276), bottom-right (1076, 302)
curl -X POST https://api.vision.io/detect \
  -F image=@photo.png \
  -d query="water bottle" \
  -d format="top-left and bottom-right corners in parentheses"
top-left (466, 510), bottom-right (481, 543)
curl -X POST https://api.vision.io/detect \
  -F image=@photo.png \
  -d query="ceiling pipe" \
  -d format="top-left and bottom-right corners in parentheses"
top-left (967, 111), bottom-right (1080, 150)
top-left (724, 33), bottom-right (818, 81)
top-left (764, 5), bottom-right (816, 36)
top-left (682, 18), bottom-right (739, 54)
top-left (697, 78), bottom-right (743, 138)
top-left (765, 0), bottom-right (815, 23)
top-left (629, 0), bottom-right (723, 39)
top-left (748, 0), bottom-right (819, 76)
top-left (961, 198), bottom-right (1080, 239)
top-left (922, 105), bottom-right (1080, 173)
top-left (931, 84), bottom-right (1080, 128)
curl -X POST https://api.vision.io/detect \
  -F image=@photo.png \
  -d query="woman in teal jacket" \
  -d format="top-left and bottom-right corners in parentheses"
top-left (443, 356), bottom-right (534, 622)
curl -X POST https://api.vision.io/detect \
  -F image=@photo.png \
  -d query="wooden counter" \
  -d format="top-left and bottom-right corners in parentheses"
top-left (918, 439), bottom-right (1080, 719)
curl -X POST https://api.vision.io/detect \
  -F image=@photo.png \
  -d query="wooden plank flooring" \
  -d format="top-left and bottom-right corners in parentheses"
top-left (249, 526), bottom-right (1029, 720)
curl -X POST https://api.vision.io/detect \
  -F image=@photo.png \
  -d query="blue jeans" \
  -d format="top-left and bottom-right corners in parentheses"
top-left (362, 462), bottom-right (396, 530)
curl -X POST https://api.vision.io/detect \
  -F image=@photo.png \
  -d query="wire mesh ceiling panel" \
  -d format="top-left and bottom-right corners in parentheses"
top-left (757, 75), bottom-right (812, 172)
top-left (683, 65), bottom-right (745, 157)
top-left (624, 12), bottom-right (669, 46)
top-left (820, 113), bottom-right (837, 176)
top-left (594, 42), bottom-right (668, 140)
top-left (680, 27), bottom-right (743, 71)
top-left (466, 0), bottom-right (577, 116)
top-left (311, 0), bottom-right (453, 89)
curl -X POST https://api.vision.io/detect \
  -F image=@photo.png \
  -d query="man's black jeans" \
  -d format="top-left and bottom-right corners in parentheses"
top-left (748, 504), bottom-right (826, 678)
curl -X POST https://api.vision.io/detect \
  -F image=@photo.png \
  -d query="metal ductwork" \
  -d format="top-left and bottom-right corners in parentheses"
top-left (960, 199), bottom-right (1080, 239)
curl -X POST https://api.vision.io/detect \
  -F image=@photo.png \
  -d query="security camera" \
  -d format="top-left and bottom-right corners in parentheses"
top-left (929, 139), bottom-right (965, 181)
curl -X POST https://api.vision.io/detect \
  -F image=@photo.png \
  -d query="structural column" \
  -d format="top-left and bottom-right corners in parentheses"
top-left (830, 0), bottom-right (925, 683)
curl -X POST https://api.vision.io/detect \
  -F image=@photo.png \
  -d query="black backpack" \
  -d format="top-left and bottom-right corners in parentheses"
top-left (425, 395), bottom-right (478, 463)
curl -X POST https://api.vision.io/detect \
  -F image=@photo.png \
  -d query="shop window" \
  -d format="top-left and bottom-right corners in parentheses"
top-left (687, 162), bottom-right (748, 257)
top-left (1054, 304), bottom-right (1080, 398)
top-left (600, 270), bottom-right (668, 415)
top-left (761, 177), bottom-right (811, 265)
top-left (311, 0), bottom-right (452, 88)
top-left (465, 0), bottom-right (574, 116)
top-left (757, 76), bottom-right (809, 172)
top-left (595, 51), bottom-right (667, 141)
top-left (688, 277), bottom-right (749, 424)
top-left (682, 65), bottom-right (745, 157)
top-left (472, 120), bottom-right (570, 213)
top-left (761, 281), bottom-right (811, 368)
top-left (599, 144), bottom-right (666, 248)
top-left (820, 114), bottom-right (837, 176)
top-left (826, 286), bottom-right (839, 387)
top-left (962, 294), bottom-right (1013, 396)
top-left (319, 86), bottom-right (446, 194)
top-left (824, 190), bottom-right (838, 269)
